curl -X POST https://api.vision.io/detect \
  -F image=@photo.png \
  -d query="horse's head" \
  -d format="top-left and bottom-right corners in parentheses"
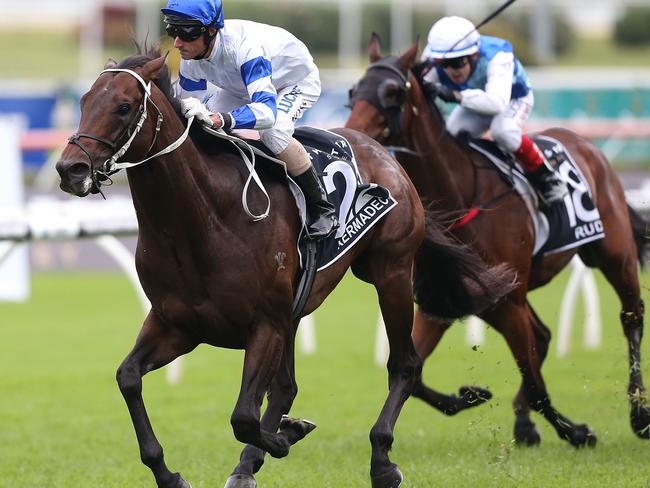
top-left (345, 33), bottom-right (422, 145)
top-left (56, 53), bottom-right (169, 197)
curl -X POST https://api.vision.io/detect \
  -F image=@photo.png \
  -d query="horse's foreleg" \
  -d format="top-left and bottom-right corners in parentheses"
top-left (230, 321), bottom-right (311, 461)
top-left (411, 310), bottom-right (492, 415)
top-left (511, 302), bottom-right (552, 446)
top-left (370, 270), bottom-right (422, 488)
top-left (488, 302), bottom-right (596, 448)
top-left (227, 328), bottom-right (312, 488)
top-left (116, 312), bottom-right (197, 488)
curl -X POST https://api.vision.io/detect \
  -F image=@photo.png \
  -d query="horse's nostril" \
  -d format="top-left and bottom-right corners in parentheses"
top-left (67, 162), bottom-right (90, 179)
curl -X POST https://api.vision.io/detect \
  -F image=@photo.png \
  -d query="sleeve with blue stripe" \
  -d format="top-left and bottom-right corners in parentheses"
top-left (177, 71), bottom-right (209, 103)
top-left (229, 55), bottom-right (277, 130)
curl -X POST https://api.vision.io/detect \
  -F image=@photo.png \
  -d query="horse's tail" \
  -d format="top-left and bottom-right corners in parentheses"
top-left (414, 211), bottom-right (517, 320)
top-left (627, 204), bottom-right (650, 268)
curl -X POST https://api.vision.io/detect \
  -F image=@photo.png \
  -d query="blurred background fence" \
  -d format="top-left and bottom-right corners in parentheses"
top-left (1, 0), bottom-right (650, 275)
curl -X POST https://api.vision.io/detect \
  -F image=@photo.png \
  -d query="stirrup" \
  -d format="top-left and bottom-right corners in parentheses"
top-left (537, 176), bottom-right (567, 205)
top-left (306, 213), bottom-right (338, 239)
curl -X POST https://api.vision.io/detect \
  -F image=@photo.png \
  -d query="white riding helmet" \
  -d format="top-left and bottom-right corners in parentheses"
top-left (425, 16), bottom-right (481, 59)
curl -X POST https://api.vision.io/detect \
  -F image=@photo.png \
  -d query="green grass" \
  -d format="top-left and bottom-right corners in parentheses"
top-left (1, 270), bottom-right (650, 487)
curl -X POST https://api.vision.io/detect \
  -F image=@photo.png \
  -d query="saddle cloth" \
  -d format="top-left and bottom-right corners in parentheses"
top-left (249, 126), bottom-right (397, 271)
top-left (468, 135), bottom-right (605, 256)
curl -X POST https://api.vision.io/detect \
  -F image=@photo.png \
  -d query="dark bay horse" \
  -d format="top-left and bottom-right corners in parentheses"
top-left (345, 35), bottom-right (650, 447)
top-left (55, 49), bottom-right (512, 488)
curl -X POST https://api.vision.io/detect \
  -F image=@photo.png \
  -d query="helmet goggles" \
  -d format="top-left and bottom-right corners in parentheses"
top-left (165, 23), bottom-right (206, 42)
top-left (435, 56), bottom-right (470, 69)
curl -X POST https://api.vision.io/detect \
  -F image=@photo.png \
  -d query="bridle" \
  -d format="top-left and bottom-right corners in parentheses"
top-left (65, 66), bottom-right (270, 221)
top-left (364, 60), bottom-right (410, 142)
top-left (67, 68), bottom-right (193, 195)
top-left (355, 60), bottom-right (422, 157)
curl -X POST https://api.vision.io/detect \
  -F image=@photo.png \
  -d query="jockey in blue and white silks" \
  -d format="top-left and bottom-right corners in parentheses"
top-left (176, 20), bottom-right (318, 135)
top-left (162, 0), bottom-right (338, 238)
top-left (421, 16), bottom-right (567, 205)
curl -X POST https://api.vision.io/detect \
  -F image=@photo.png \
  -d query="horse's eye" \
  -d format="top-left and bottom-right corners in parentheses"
top-left (346, 84), bottom-right (358, 109)
top-left (117, 103), bottom-right (131, 115)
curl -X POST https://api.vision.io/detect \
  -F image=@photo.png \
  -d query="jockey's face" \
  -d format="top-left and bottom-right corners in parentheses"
top-left (437, 53), bottom-right (477, 85)
top-left (172, 27), bottom-right (217, 60)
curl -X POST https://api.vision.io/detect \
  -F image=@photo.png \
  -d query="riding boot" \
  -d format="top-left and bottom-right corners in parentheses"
top-left (293, 165), bottom-right (339, 239)
top-left (527, 160), bottom-right (568, 206)
top-left (514, 135), bottom-right (567, 206)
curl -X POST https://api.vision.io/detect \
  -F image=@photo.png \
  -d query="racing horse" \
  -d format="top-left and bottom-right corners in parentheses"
top-left (345, 35), bottom-right (650, 447)
top-left (55, 48), bottom-right (513, 488)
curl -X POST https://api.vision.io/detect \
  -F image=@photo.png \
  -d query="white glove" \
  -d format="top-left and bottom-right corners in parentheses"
top-left (180, 97), bottom-right (213, 126)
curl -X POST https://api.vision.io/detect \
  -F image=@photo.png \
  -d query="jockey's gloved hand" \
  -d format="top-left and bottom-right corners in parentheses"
top-left (181, 97), bottom-right (214, 126)
top-left (435, 83), bottom-right (461, 104)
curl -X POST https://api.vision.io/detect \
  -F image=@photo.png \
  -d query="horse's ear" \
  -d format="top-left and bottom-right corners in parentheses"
top-left (369, 32), bottom-right (383, 63)
top-left (141, 53), bottom-right (169, 81)
top-left (104, 58), bottom-right (117, 69)
top-left (398, 41), bottom-right (419, 72)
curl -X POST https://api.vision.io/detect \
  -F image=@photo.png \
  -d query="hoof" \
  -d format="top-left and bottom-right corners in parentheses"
top-left (630, 402), bottom-right (650, 438)
top-left (371, 464), bottom-right (403, 488)
top-left (514, 417), bottom-right (541, 446)
top-left (279, 415), bottom-right (317, 445)
top-left (568, 424), bottom-right (597, 448)
top-left (458, 386), bottom-right (492, 408)
top-left (224, 474), bottom-right (257, 488)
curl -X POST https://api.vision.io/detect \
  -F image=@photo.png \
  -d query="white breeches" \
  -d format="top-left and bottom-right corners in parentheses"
top-left (205, 67), bottom-right (321, 155)
top-left (446, 91), bottom-right (534, 152)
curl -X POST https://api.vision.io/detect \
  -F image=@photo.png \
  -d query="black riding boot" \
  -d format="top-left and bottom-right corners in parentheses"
top-left (527, 161), bottom-right (568, 206)
top-left (293, 165), bottom-right (339, 239)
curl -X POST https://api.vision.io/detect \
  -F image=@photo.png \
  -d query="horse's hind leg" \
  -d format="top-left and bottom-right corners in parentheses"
top-left (116, 312), bottom-right (198, 488)
top-left (588, 244), bottom-right (650, 438)
top-left (369, 268), bottom-right (422, 488)
top-left (226, 327), bottom-right (314, 488)
top-left (511, 302), bottom-right (551, 446)
top-left (411, 310), bottom-right (492, 415)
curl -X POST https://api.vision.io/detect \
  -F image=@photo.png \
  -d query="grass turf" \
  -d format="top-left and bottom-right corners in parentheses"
top-left (1, 270), bottom-right (650, 487)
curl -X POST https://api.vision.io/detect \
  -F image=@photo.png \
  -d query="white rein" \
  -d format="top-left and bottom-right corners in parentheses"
top-left (100, 67), bottom-right (270, 221)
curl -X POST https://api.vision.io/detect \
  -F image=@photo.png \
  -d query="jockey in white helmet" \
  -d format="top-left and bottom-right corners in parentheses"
top-left (421, 16), bottom-right (567, 206)
top-left (162, 0), bottom-right (338, 238)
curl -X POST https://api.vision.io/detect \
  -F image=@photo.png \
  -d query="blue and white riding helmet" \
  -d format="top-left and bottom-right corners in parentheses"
top-left (423, 16), bottom-right (481, 60)
top-left (162, 0), bottom-right (225, 29)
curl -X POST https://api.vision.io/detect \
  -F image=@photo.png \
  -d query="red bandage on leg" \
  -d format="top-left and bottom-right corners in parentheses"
top-left (514, 135), bottom-right (545, 172)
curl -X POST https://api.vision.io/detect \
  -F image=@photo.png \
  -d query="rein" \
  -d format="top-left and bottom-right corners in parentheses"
top-left (202, 125), bottom-right (271, 221)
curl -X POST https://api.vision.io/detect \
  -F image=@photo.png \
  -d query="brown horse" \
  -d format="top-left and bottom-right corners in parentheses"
top-left (345, 35), bottom-right (650, 447)
top-left (55, 49), bottom-right (512, 488)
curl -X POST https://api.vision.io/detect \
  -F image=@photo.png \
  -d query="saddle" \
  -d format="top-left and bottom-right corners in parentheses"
top-left (227, 126), bottom-right (398, 316)
top-left (464, 134), bottom-right (605, 256)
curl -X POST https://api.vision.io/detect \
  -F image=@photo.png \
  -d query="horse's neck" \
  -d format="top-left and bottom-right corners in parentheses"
top-left (126, 119), bottom-right (231, 226)
top-left (404, 96), bottom-right (475, 209)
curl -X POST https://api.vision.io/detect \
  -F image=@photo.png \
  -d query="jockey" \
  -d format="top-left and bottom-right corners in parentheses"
top-left (161, 0), bottom-right (338, 238)
top-left (421, 16), bottom-right (567, 206)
